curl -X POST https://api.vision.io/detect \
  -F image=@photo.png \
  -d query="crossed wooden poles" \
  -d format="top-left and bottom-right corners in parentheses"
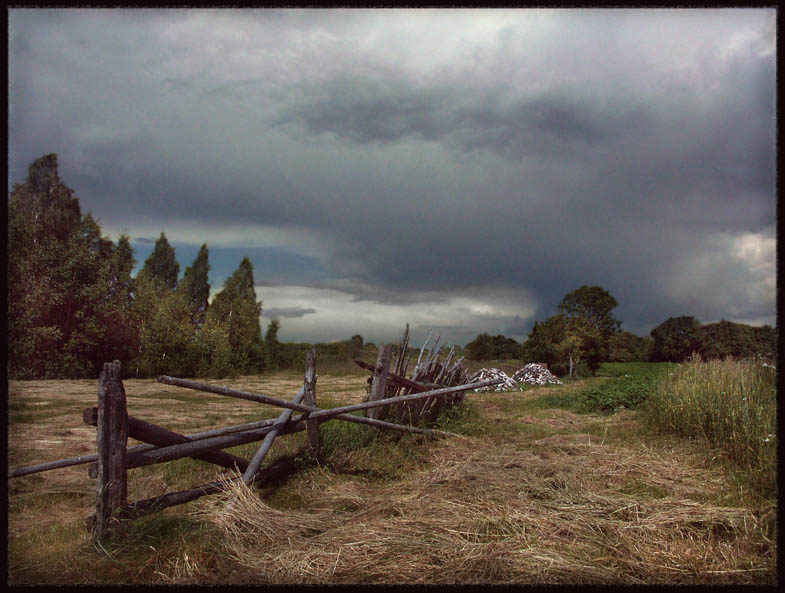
top-left (9, 350), bottom-right (502, 542)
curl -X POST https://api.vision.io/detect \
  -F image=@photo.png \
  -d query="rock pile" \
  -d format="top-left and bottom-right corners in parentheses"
top-left (468, 368), bottom-right (520, 392)
top-left (512, 363), bottom-right (562, 385)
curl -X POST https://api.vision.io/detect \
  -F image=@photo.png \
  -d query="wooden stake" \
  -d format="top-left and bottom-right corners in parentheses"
top-left (417, 331), bottom-right (432, 367)
top-left (395, 324), bottom-right (410, 378)
top-left (17, 384), bottom-right (478, 482)
top-left (121, 381), bottom-right (493, 472)
top-left (10, 453), bottom-right (105, 479)
top-left (6, 416), bottom-right (282, 480)
top-left (303, 349), bottom-right (321, 457)
top-left (367, 344), bottom-right (392, 421)
top-left (93, 361), bottom-right (128, 541)
top-left (354, 360), bottom-right (438, 393)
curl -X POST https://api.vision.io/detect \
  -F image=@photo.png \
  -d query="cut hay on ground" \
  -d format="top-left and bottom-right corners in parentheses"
top-left (196, 433), bottom-right (774, 585)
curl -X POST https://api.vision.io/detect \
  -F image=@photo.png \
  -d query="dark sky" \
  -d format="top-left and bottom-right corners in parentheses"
top-left (8, 8), bottom-right (777, 346)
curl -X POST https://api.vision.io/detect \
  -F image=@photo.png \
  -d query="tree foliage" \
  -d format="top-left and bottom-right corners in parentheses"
top-left (351, 334), bottom-right (364, 357)
top-left (465, 333), bottom-right (521, 360)
top-left (648, 317), bottom-right (775, 363)
top-left (130, 274), bottom-right (197, 377)
top-left (7, 154), bottom-right (136, 378)
top-left (264, 319), bottom-right (282, 370)
top-left (141, 232), bottom-right (179, 292)
top-left (207, 257), bottom-right (265, 373)
top-left (608, 330), bottom-right (652, 362)
top-left (650, 316), bottom-right (702, 362)
top-left (750, 325), bottom-right (777, 360)
top-left (196, 314), bottom-right (234, 378)
top-left (519, 287), bottom-right (630, 376)
top-left (558, 285), bottom-right (621, 337)
top-left (697, 320), bottom-right (776, 361)
top-left (182, 243), bottom-right (210, 326)
top-left (520, 315), bottom-right (567, 371)
top-left (560, 315), bottom-right (605, 377)
top-left (8, 154), bottom-right (277, 379)
top-left (557, 286), bottom-right (621, 374)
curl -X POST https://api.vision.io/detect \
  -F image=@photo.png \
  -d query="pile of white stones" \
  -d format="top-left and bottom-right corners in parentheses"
top-left (468, 368), bottom-right (520, 392)
top-left (512, 363), bottom-right (563, 385)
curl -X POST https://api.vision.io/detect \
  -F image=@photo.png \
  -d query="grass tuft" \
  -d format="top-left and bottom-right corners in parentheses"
top-left (641, 355), bottom-right (776, 500)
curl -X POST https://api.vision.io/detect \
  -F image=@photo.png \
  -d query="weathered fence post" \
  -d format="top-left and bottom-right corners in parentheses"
top-left (367, 344), bottom-right (392, 421)
top-left (93, 360), bottom-right (128, 541)
top-left (303, 348), bottom-right (321, 457)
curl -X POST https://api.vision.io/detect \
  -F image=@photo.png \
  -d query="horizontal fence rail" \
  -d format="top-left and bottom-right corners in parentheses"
top-left (8, 340), bottom-right (503, 543)
top-left (156, 375), bottom-right (500, 418)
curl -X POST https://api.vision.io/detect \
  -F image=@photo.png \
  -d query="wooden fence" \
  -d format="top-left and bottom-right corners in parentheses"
top-left (9, 342), bottom-right (501, 542)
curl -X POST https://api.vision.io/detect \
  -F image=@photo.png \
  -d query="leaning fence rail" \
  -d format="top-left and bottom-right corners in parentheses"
top-left (9, 347), bottom-right (501, 542)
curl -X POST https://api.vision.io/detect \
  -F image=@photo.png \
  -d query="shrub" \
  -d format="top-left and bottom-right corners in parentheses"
top-left (572, 362), bottom-right (670, 413)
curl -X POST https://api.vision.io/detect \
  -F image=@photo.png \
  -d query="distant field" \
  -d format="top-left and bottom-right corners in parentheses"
top-left (7, 362), bottom-right (776, 585)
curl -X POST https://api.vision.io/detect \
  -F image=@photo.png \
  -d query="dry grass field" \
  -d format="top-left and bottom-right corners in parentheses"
top-left (6, 363), bottom-right (777, 585)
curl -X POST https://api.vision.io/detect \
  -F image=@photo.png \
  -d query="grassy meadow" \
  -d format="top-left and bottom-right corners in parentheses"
top-left (6, 358), bottom-right (777, 584)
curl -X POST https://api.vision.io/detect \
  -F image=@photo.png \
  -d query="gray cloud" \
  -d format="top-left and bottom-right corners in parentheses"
top-left (273, 77), bottom-right (639, 159)
top-left (8, 8), bottom-right (776, 344)
top-left (263, 306), bottom-right (317, 319)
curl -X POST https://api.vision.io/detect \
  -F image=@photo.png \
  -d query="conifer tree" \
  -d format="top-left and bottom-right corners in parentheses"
top-left (208, 257), bottom-right (265, 373)
top-left (141, 232), bottom-right (179, 291)
top-left (182, 243), bottom-right (210, 326)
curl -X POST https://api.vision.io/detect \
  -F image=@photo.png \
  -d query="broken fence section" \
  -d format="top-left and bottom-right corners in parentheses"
top-left (357, 323), bottom-right (472, 426)
top-left (9, 347), bottom-right (501, 542)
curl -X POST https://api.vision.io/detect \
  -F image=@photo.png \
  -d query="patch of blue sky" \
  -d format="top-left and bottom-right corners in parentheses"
top-left (129, 241), bottom-right (330, 289)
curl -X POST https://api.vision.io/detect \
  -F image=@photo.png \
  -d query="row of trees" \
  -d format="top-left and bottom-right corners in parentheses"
top-left (8, 155), bottom-right (775, 380)
top-left (465, 287), bottom-right (776, 376)
top-left (7, 154), bottom-right (267, 379)
top-left (464, 333), bottom-right (521, 361)
top-left (130, 236), bottom-right (265, 378)
top-left (650, 316), bottom-right (776, 363)
top-left (464, 286), bottom-right (628, 378)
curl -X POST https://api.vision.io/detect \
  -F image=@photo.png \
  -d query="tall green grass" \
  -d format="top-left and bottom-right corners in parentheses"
top-left (642, 355), bottom-right (777, 498)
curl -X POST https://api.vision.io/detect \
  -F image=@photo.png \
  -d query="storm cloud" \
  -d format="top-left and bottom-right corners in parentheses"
top-left (264, 306), bottom-right (318, 319)
top-left (8, 8), bottom-right (776, 346)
